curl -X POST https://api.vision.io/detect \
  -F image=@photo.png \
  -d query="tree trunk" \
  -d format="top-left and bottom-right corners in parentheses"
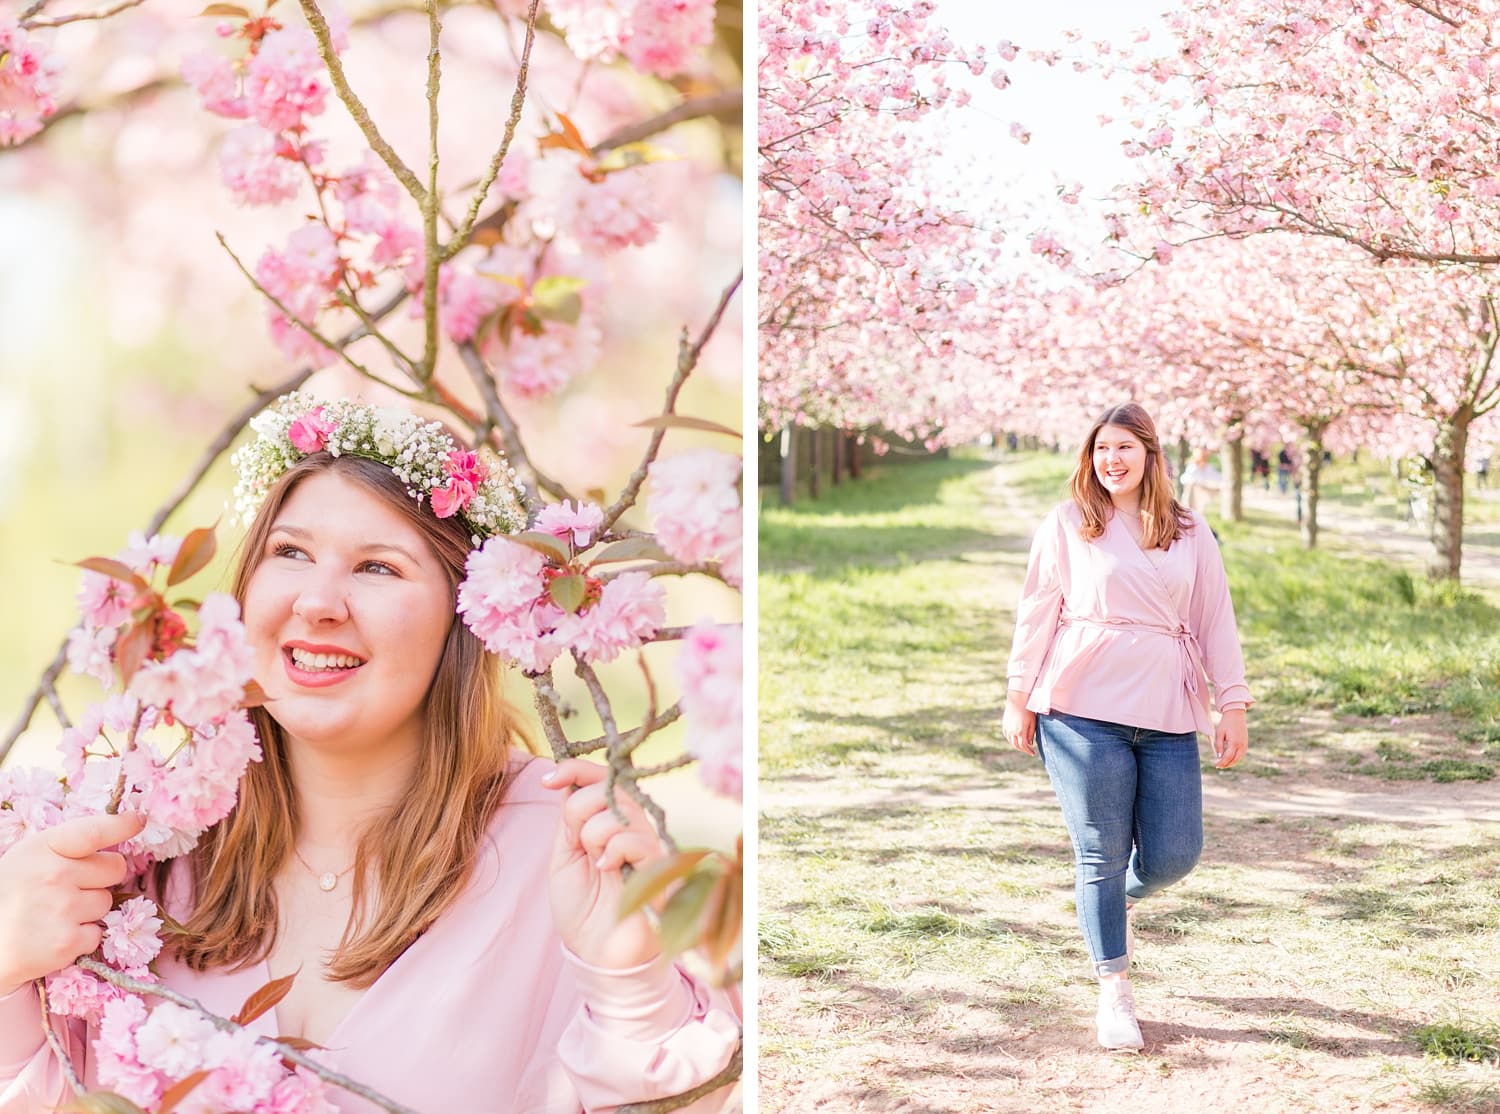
top-left (1175, 437), bottom-right (1189, 499)
top-left (1219, 430), bottom-right (1244, 522)
top-left (1298, 423), bottom-right (1327, 549)
top-left (849, 435), bottom-right (863, 479)
top-left (809, 427), bottom-right (823, 500)
top-left (779, 425), bottom-right (796, 507)
top-left (831, 429), bottom-right (844, 486)
top-left (1429, 409), bottom-right (1471, 580)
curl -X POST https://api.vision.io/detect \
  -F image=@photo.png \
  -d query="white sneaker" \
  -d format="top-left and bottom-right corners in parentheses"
top-left (1096, 979), bottom-right (1145, 1051)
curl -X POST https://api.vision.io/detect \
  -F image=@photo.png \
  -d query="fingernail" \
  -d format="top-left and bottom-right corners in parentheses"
top-left (594, 856), bottom-right (610, 870)
top-left (540, 770), bottom-right (559, 785)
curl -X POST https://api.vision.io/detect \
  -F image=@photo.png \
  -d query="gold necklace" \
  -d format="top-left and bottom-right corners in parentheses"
top-left (293, 846), bottom-right (355, 893)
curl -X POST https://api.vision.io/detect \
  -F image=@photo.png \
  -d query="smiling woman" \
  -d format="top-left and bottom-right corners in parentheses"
top-left (0, 399), bottom-right (740, 1112)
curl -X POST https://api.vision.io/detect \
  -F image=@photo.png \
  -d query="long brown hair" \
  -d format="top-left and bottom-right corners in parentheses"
top-left (1068, 402), bottom-right (1193, 550)
top-left (162, 454), bottom-right (534, 986)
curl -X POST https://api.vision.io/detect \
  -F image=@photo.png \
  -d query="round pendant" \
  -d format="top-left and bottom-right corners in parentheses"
top-left (318, 872), bottom-right (337, 892)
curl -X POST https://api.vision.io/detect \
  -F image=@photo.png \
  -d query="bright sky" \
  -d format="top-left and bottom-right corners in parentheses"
top-left (936, 0), bottom-right (1177, 207)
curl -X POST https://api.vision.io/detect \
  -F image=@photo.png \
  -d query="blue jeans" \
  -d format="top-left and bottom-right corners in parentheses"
top-left (1035, 711), bottom-right (1203, 976)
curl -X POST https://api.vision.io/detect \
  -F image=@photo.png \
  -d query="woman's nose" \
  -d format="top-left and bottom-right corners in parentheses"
top-left (291, 572), bottom-right (350, 624)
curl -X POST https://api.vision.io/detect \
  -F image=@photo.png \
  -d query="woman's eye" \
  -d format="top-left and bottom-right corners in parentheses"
top-left (272, 542), bottom-right (308, 560)
top-left (360, 561), bottom-right (398, 576)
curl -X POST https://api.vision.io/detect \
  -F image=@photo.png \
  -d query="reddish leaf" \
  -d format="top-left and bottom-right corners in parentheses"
top-left (587, 537), bottom-right (674, 566)
top-left (231, 971), bottom-right (297, 1026)
top-left (632, 415), bottom-right (742, 439)
top-left (618, 850), bottom-right (710, 918)
top-left (508, 531), bottom-right (570, 564)
top-left (156, 1071), bottom-right (212, 1114)
top-left (114, 620), bottom-right (155, 688)
top-left (702, 866), bottom-right (743, 974)
top-left (471, 227), bottom-right (505, 248)
top-left (275, 1035), bottom-right (327, 1053)
top-left (537, 111), bottom-right (591, 155)
top-left (166, 525), bottom-right (218, 588)
top-left (74, 557), bottom-right (150, 593)
top-left (53, 1093), bottom-right (149, 1114)
top-left (199, 2), bottom-right (251, 15)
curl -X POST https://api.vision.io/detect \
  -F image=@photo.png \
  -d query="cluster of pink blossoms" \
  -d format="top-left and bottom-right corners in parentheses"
top-left (675, 620), bottom-right (742, 798)
top-left (648, 448), bottom-right (742, 587)
top-left (458, 500), bottom-right (667, 673)
top-left (530, 0), bottom-right (716, 77)
top-left (0, 21), bottom-right (60, 146)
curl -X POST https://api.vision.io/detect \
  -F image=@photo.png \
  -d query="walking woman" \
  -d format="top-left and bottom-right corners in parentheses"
top-left (1002, 402), bottom-right (1251, 1051)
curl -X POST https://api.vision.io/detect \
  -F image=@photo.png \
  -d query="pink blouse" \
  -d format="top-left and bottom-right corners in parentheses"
top-left (1008, 502), bottom-right (1253, 734)
top-left (0, 759), bottom-right (740, 1113)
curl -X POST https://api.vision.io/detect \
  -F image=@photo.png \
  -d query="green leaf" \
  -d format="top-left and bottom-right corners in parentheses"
top-left (596, 142), bottom-right (679, 175)
top-left (53, 1093), bottom-right (149, 1114)
top-left (509, 531), bottom-right (570, 565)
top-left (632, 415), bottom-right (742, 439)
top-left (530, 277), bottom-right (588, 327)
top-left (618, 850), bottom-right (710, 918)
top-left (656, 871), bottom-right (718, 958)
top-left (166, 524), bottom-right (218, 588)
top-left (588, 537), bottom-right (675, 566)
top-left (548, 574), bottom-right (587, 615)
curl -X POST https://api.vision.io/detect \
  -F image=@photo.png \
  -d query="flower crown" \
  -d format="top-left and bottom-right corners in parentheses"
top-left (231, 392), bottom-right (527, 544)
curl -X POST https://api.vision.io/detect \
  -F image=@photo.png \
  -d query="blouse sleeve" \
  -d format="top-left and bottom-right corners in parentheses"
top-left (1187, 516), bottom-right (1254, 713)
top-left (0, 982), bottom-right (79, 1113)
top-left (1007, 507), bottom-right (1067, 695)
top-left (554, 950), bottom-right (740, 1113)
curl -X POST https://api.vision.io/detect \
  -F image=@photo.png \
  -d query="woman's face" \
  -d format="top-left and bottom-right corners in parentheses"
top-left (1092, 423), bottom-right (1149, 500)
top-left (243, 471), bottom-right (455, 760)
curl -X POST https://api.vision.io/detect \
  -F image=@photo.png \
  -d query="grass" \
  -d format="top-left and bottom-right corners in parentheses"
top-left (759, 449), bottom-right (1500, 1112)
top-left (1416, 1023), bottom-right (1500, 1065)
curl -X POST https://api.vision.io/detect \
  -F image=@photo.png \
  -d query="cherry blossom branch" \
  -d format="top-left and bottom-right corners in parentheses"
top-left (565, 705), bottom-right (681, 758)
top-left (419, 0), bottom-right (443, 380)
top-left (530, 667), bottom-right (574, 758)
top-left (615, 1040), bottom-right (742, 1114)
top-left (445, 0), bottom-right (541, 259)
top-left (599, 269), bottom-right (742, 533)
top-left (35, 979), bottom-right (83, 1095)
top-left (593, 90), bottom-right (743, 154)
top-left (600, 561), bottom-right (725, 584)
top-left (298, 0), bottom-right (428, 206)
top-left (455, 340), bottom-right (574, 509)
top-left (74, 958), bottom-right (421, 1114)
top-left (20, 0), bottom-right (143, 28)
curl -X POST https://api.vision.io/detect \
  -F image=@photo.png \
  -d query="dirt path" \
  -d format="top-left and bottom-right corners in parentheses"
top-left (759, 458), bottom-right (1500, 1114)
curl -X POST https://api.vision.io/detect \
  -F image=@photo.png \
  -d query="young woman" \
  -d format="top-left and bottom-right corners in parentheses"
top-left (0, 400), bottom-right (739, 1111)
top-left (1002, 402), bottom-right (1251, 1051)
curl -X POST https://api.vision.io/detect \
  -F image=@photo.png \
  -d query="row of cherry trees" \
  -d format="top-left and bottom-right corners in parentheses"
top-left (759, 0), bottom-right (1500, 581)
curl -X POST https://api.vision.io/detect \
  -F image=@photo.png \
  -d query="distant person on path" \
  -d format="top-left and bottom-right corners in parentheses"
top-left (1002, 402), bottom-right (1252, 1052)
top-left (1276, 446), bottom-right (1294, 494)
top-left (1478, 454), bottom-right (1491, 490)
top-left (1180, 447), bottom-right (1222, 514)
top-left (1250, 447), bottom-right (1271, 490)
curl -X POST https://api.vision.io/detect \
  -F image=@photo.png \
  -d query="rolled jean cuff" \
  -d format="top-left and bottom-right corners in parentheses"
top-left (1095, 955), bottom-right (1129, 977)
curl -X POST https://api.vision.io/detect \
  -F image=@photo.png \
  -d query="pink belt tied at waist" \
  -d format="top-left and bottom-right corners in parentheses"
top-left (1056, 613), bottom-right (1208, 700)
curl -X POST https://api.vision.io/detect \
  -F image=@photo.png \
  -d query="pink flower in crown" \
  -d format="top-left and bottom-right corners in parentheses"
top-left (288, 405), bottom-right (337, 453)
top-left (431, 449), bottom-right (484, 519)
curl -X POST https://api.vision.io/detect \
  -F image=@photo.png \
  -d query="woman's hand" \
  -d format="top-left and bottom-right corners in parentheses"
top-left (0, 812), bottom-right (144, 997)
top-left (1213, 708), bottom-right (1249, 769)
top-left (544, 759), bottom-right (666, 971)
top-left (1003, 689), bottom-right (1037, 756)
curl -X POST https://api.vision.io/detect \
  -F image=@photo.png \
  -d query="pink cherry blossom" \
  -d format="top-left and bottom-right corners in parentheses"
top-left (101, 895), bottom-right (165, 969)
top-left (220, 124), bottom-right (302, 206)
top-left (0, 22), bottom-right (61, 146)
top-left (649, 448), bottom-right (741, 567)
top-left (244, 27), bottom-right (328, 133)
top-left (94, 996), bottom-right (166, 1110)
top-left (0, 766), bottom-right (65, 855)
top-left (676, 619), bottom-right (742, 798)
top-left (46, 965), bottom-right (128, 1026)
top-left (535, 500), bottom-right (604, 548)
top-left (134, 1001), bottom-right (218, 1079)
top-left (182, 49), bottom-right (250, 119)
top-left (557, 571), bottom-right (665, 663)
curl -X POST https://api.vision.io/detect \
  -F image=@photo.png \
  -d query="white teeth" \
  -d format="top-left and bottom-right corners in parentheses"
top-left (289, 648), bottom-right (363, 671)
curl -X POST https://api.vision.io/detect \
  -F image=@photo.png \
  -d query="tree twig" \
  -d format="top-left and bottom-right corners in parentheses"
top-left (529, 667), bottom-right (574, 759)
top-left (614, 1040), bottom-right (742, 1114)
top-left (420, 0), bottom-right (443, 380)
top-left (455, 341), bottom-right (574, 509)
top-left (22, 0), bottom-right (143, 27)
top-left (593, 90), bottom-right (743, 154)
top-left (75, 959), bottom-right (421, 1114)
top-left (298, 0), bottom-right (427, 205)
top-left (565, 704), bottom-right (682, 758)
top-left (599, 270), bottom-right (742, 533)
top-left (445, 0), bottom-right (541, 259)
top-left (35, 979), bottom-right (83, 1095)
